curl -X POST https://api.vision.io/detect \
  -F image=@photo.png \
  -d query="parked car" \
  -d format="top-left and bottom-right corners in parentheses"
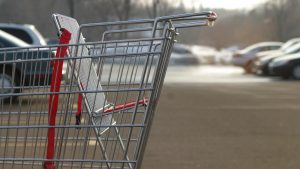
top-left (254, 42), bottom-right (300, 76)
top-left (0, 23), bottom-right (47, 46)
top-left (216, 46), bottom-right (239, 65)
top-left (232, 42), bottom-right (283, 73)
top-left (252, 38), bottom-right (300, 68)
top-left (169, 44), bottom-right (200, 65)
top-left (92, 42), bottom-right (160, 65)
top-left (269, 53), bottom-right (300, 79)
top-left (93, 43), bottom-right (199, 66)
top-left (0, 30), bottom-right (53, 102)
top-left (191, 45), bottom-right (218, 64)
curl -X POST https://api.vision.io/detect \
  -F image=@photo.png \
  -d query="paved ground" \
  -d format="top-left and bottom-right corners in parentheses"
top-left (164, 65), bottom-right (275, 83)
top-left (142, 66), bottom-right (300, 169)
top-left (1, 65), bottom-right (300, 169)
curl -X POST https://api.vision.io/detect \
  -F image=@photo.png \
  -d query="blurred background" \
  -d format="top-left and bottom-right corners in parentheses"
top-left (1, 0), bottom-right (300, 48)
top-left (1, 0), bottom-right (300, 169)
top-left (1, 0), bottom-right (300, 68)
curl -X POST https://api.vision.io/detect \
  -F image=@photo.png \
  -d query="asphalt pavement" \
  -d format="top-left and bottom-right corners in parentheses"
top-left (142, 65), bottom-right (300, 169)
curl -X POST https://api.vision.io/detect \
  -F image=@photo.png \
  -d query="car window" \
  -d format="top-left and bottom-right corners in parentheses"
top-left (0, 28), bottom-right (34, 44)
top-left (265, 47), bottom-right (272, 50)
top-left (0, 36), bottom-right (15, 48)
top-left (257, 46), bottom-right (279, 52)
top-left (173, 47), bottom-right (190, 54)
top-left (266, 46), bottom-right (274, 51)
top-left (0, 41), bottom-right (5, 48)
top-left (0, 30), bottom-right (29, 47)
top-left (270, 45), bottom-right (280, 50)
top-left (257, 47), bottom-right (266, 51)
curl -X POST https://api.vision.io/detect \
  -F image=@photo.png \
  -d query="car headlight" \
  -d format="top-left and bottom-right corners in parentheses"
top-left (270, 60), bottom-right (288, 67)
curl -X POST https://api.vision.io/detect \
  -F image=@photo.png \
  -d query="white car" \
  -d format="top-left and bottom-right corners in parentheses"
top-left (191, 45), bottom-right (218, 64)
top-left (255, 38), bottom-right (300, 60)
top-left (92, 43), bottom-right (199, 66)
top-left (169, 44), bottom-right (200, 65)
top-left (232, 42), bottom-right (282, 73)
top-left (0, 23), bottom-right (47, 46)
top-left (269, 53), bottom-right (300, 79)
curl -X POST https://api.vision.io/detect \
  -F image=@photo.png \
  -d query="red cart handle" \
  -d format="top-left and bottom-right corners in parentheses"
top-left (75, 97), bottom-right (148, 130)
top-left (103, 98), bottom-right (148, 114)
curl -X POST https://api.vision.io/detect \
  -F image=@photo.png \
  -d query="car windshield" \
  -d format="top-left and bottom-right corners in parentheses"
top-left (284, 43), bottom-right (300, 54)
top-left (0, 30), bottom-right (29, 47)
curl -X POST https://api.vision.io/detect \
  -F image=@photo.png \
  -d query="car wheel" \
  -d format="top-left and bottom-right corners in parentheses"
top-left (292, 65), bottom-right (300, 80)
top-left (0, 68), bottom-right (20, 103)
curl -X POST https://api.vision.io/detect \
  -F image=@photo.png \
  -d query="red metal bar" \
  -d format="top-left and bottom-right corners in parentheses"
top-left (44, 29), bottom-right (71, 169)
top-left (104, 98), bottom-right (148, 114)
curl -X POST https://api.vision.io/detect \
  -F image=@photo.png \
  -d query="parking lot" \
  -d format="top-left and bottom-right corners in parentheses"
top-left (1, 0), bottom-right (300, 168)
top-left (142, 65), bottom-right (300, 169)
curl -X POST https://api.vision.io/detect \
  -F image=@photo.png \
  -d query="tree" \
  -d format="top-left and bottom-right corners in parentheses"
top-left (145, 0), bottom-right (160, 18)
top-left (109, 0), bottom-right (133, 38)
top-left (67, 0), bottom-right (75, 17)
top-left (111, 0), bottom-right (132, 21)
top-left (263, 0), bottom-right (300, 41)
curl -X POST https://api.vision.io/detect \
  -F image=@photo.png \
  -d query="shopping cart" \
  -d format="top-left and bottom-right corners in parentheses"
top-left (0, 11), bottom-right (217, 169)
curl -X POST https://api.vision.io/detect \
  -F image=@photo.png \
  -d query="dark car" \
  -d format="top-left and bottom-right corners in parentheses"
top-left (0, 30), bottom-right (53, 102)
top-left (252, 38), bottom-right (300, 73)
top-left (269, 53), bottom-right (300, 79)
top-left (254, 42), bottom-right (300, 76)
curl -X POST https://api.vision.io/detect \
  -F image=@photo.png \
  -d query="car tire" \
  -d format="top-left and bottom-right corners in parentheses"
top-left (0, 68), bottom-right (20, 103)
top-left (292, 65), bottom-right (300, 80)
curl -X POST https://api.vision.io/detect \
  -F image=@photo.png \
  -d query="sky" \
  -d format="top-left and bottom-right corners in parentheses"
top-left (175, 0), bottom-right (268, 10)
